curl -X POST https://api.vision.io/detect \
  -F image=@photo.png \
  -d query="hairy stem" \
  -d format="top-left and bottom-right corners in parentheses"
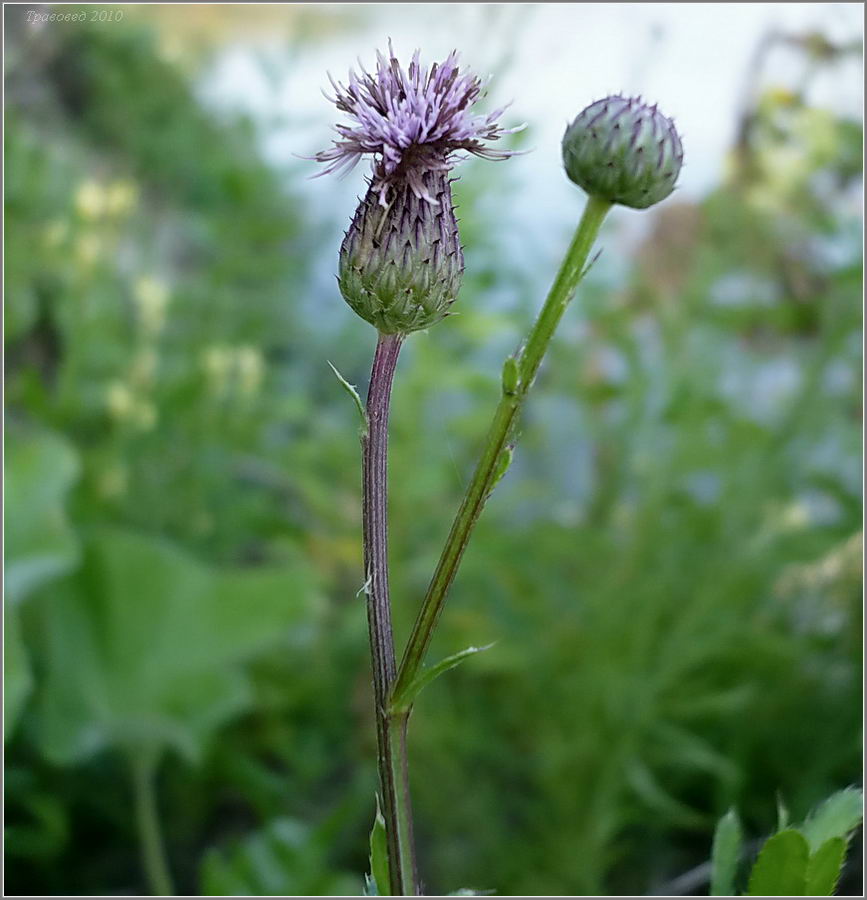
top-left (362, 331), bottom-right (418, 895)
top-left (393, 195), bottom-right (612, 701)
top-left (130, 749), bottom-right (174, 897)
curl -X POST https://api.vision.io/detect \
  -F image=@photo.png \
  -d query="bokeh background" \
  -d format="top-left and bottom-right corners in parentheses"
top-left (4, 3), bottom-right (863, 896)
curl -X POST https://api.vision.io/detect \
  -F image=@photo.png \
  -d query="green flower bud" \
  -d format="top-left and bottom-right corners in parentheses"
top-left (338, 172), bottom-right (464, 335)
top-left (562, 95), bottom-right (683, 209)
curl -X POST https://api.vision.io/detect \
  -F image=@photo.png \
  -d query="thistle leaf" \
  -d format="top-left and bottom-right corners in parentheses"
top-left (390, 644), bottom-right (494, 714)
top-left (804, 837), bottom-right (846, 896)
top-left (746, 829), bottom-right (809, 896)
top-left (800, 787), bottom-right (863, 851)
top-left (776, 792), bottom-right (790, 832)
top-left (367, 795), bottom-right (389, 897)
top-left (710, 808), bottom-right (743, 896)
top-left (327, 360), bottom-right (368, 437)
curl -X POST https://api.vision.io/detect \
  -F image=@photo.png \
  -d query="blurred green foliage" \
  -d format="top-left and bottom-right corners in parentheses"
top-left (4, 7), bottom-right (862, 897)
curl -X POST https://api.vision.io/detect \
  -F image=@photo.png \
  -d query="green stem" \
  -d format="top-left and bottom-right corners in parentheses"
top-left (393, 195), bottom-right (612, 701)
top-left (131, 750), bottom-right (175, 897)
top-left (387, 712), bottom-right (417, 892)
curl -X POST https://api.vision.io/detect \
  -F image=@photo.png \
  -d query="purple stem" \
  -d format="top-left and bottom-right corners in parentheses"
top-left (362, 331), bottom-right (418, 895)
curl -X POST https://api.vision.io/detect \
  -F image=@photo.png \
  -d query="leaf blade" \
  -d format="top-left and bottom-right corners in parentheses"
top-left (368, 795), bottom-right (389, 897)
top-left (746, 829), bottom-right (809, 896)
top-left (4, 427), bottom-right (80, 605)
top-left (327, 360), bottom-right (368, 436)
top-left (390, 644), bottom-right (494, 714)
top-left (710, 808), bottom-right (743, 896)
top-left (800, 787), bottom-right (863, 851)
top-left (805, 837), bottom-right (846, 896)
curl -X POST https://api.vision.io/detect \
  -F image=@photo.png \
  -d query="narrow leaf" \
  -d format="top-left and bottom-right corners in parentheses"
top-left (490, 447), bottom-right (513, 491)
top-left (327, 360), bottom-right (368, 436)
top-left (800, 787), bottom-right (863, 851)
top-left (805, 837), bottom-right (846, 896)
top-left (710, 808), bottom-right (743, 896)
top-left (746, 829), bottom-right (809, 896)
top-left (625, 760), bottom-right (707, 828)
top-left (368, 795), bottom-right (389, 897)
top-left (501, 356), bottom-right (520, 395)
top-left (776, 792), bottom-right (790, 832)
top-left (390, 644), bottom-right (494, 714)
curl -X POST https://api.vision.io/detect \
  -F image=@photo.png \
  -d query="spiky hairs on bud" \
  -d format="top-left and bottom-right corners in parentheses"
top-left (339, 171), bottom-right (463, 334)
top-left (562, 95), bottom-right (683, 209)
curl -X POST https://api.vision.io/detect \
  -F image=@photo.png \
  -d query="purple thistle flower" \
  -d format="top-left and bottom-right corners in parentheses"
top-left (314, 41), bottom-right (523, 205)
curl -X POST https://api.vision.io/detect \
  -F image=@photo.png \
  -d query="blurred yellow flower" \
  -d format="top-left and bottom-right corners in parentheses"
top-left (202, 345), bottom-right (233, 394)
top-left (106, 180), bottom-right (138, 217)
top-left (75, 180), bottom-right (107, 220)
top-left (779, 501), bottom-right (810, 531)
top-left (763, 86), bottom-right (798, 108)
top-left (106, 380), bottom-right (158, 431)
top-left (202, 344), bottom-right (265, 397)
top-left (237, 345), bottom-right (265, 395)
top-left (134, 276), bottom-right (170, 335)
top-left (106, 381), bottom-right (134, 420)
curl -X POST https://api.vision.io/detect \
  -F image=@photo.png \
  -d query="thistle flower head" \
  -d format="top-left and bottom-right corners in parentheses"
top-left (314, 42), bottom-right (521, 204)
top-left (339, 170), bottom-right (463, 334)
top-left (562, 95), bottom-right (683, 209)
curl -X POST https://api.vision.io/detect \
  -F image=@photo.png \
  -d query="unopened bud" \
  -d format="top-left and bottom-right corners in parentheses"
top-left (562, 95), bottom-right (683, 209)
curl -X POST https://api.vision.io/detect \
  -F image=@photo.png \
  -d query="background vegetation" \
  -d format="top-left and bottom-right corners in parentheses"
top-left (4, 5), bottom-right (862, 896)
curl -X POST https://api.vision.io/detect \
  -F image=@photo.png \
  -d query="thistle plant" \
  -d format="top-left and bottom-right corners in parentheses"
top-left (315, 49), bottom-right (682, 895)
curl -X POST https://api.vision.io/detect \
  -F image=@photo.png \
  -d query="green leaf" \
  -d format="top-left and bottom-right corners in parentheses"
top-left (327, 360), bottom-right (368, 437)
top-left (490, 447), bottom-right (513, 491)
top-left (710, 808), bottom-right (743, 896)
top-left (655, 723), bottom-right (739, 784)
top-left (776, 793), bottom-right (790, 832)
top-left (3, 427), bottom-right (80, 741)
top-left (804, 837), bottom-right (846, 896)
top-left (368, 795), bottom-right (389, 897)
top-left (200, 817), bottom-right (360, 896)
top-left (501, 355), bottom-right (520, 395)
top-left (800, 787), bottom-right (863, 851)
top-left (4, 427), bottom-right (80, 604)
top-left (3, 608), bottom-right (33, 737)
top-left (30, 529), bottom-right (322, 765)
top-left (625, 759), bottom-right (707, 828)
top-left (746, 829), bottom-right (809, 896)
top-left (390, 644), bottom-right (494, 714)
